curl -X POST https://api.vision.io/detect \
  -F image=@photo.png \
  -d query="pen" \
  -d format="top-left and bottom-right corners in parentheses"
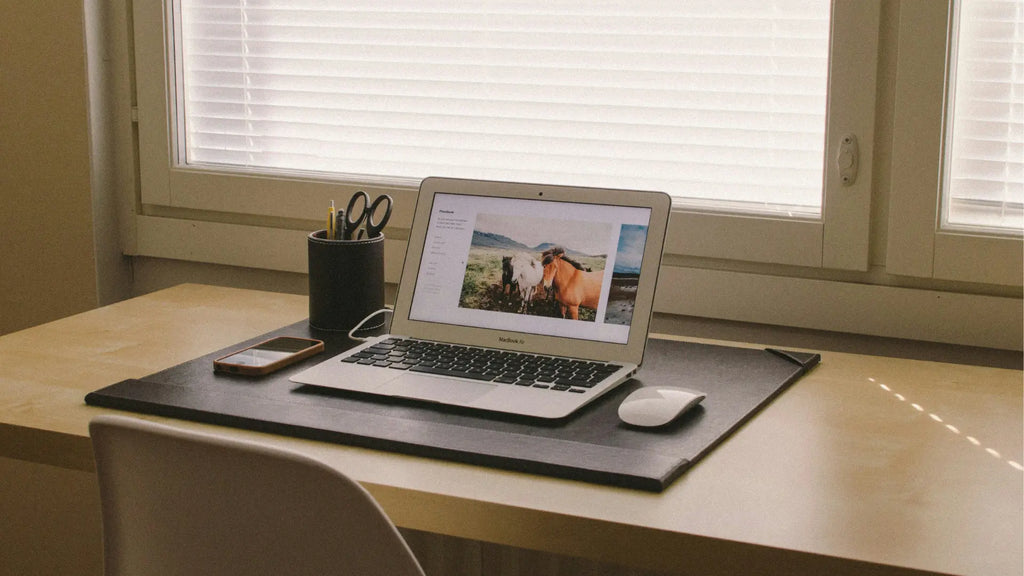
top-left (335, 209), bottom-right (346, 241)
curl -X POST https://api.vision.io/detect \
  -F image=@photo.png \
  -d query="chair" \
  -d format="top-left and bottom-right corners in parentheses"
top-left (89, 415), bottom-right (425, 576)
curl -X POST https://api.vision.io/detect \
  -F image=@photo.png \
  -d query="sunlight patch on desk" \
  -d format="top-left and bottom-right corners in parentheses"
top-left (868, 377), bottom-right (1023, 473)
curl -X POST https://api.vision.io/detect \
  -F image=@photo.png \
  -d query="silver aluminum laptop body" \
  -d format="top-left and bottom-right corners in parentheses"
top-left (290, 177), bottom-right (671, 419)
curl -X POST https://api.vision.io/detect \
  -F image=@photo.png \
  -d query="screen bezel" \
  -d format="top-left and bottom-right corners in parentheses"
top-left (390, 177), bottom-right (671, 367)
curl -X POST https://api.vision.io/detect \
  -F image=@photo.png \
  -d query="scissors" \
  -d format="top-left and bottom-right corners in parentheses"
top-left (343, 191), bottom-right (393, 240)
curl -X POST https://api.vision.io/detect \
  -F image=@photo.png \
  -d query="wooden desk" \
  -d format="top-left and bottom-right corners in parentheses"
top-left (1, 284), bottom-right (1021, 576)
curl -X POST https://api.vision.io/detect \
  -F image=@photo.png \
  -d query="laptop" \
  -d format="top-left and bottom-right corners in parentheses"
top-left (290, 177), bottom-right (671, 419)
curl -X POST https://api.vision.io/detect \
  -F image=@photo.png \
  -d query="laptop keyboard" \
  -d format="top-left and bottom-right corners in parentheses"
top-left (342, 338), bottom-right (620, 393)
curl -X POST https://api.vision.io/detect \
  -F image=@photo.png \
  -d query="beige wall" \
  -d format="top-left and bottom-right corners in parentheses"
top-left (0, 1), bottom-right (97, 334)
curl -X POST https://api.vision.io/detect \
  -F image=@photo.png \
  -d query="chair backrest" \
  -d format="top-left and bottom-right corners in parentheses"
top-left (89, 415), bottom-right (425, 576)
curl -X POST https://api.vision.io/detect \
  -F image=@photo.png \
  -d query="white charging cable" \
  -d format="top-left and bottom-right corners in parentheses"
top-left (347, 307), bottom-right (393, 342)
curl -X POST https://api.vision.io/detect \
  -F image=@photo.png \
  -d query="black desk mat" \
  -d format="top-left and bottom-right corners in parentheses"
top-left (85, 321), bottom-right (819, 492)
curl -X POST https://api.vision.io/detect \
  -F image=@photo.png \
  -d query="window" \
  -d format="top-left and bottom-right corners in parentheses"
top-left (128, 1), bottom-right (1022, 348)
top-left (136, 1), bottom-right (880, 271)
top-left (943, 0), bottom-right (1023, 234)
top-left (175, 1), bottom-right (831, 217)
top-left (888, 0), bottom-right (1022, 286)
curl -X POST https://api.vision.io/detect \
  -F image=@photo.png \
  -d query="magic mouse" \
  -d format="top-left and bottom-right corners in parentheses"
top-left (618, 386), bottom-right (707, 427)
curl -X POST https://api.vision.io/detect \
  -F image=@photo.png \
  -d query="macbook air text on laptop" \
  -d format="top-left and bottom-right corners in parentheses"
top-left (290, 177), bottom-right (671, 419)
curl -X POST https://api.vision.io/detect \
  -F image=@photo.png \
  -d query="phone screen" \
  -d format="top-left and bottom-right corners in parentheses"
top-left (218, 337), bottom-right (320, 367)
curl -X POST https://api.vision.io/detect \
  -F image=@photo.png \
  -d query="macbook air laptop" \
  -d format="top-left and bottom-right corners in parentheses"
top-left (290, 177), bottom-right (671, 419)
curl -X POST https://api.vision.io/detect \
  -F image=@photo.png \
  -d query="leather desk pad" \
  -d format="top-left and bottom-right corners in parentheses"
top-left (86, 321), bottom-right (819, 492)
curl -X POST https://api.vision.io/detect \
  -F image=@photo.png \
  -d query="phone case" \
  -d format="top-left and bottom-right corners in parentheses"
top-left (213, 337), bottom-right (324, 376)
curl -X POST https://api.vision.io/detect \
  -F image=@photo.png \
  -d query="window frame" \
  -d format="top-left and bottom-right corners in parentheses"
top-left (133, 0), bottom-right (880, 272)
top-left (887, 0), bottom-right (1022, 287)
top-left (124, 0), bottom-right (1024, 351)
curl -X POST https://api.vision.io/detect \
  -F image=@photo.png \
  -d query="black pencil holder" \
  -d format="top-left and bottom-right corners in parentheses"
top-left (307, 230), bottom-right (385, 332)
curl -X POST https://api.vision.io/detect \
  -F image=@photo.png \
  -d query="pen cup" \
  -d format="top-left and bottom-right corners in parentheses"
top-left (307, 230), bottom-right (385, 332)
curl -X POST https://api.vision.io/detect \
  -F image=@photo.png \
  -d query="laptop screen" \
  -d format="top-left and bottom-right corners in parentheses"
top-left (408, 192), bottom-right (653, 345)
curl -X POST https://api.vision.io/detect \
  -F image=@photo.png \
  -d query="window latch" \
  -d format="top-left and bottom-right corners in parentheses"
top-left (838, 134), bottom-right (859, 186)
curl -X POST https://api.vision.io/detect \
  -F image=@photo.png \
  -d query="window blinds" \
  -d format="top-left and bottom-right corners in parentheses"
top-left (945, 0), bottom-right (1024, 233)
top-left (177, 0), bottom-right (830, 214)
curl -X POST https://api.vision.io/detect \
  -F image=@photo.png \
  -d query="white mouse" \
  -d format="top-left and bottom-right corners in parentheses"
top-left (617, 386), bottom-right (707, 427)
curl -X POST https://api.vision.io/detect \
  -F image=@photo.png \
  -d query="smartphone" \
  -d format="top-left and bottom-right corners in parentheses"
top-left (213, 336), bottom-right (324, 376)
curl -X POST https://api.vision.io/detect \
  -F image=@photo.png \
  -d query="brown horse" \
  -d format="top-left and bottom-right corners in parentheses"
top-left (541, 247), bottom-right (603, 320)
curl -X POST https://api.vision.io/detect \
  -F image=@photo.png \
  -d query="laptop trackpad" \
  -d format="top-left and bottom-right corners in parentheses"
top-left (384, 373), bottom-right (496, 404)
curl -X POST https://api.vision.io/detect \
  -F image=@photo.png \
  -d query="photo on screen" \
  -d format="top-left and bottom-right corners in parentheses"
top-left (605, 224), bottom-right (649, 326)
top-left (458, 213), bottom-right (611, 322)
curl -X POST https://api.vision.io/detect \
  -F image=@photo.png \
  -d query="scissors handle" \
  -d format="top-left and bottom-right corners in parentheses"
top-left (362, 194), bottom-right (393, 238)
top-left (343, 191), bottom-right (370, 239)
top-left (343, 191), bottom-right (392, 239)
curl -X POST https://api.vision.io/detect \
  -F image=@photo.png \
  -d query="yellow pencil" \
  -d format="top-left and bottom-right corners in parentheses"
top-left (327, 200), bottom-right (336, 239)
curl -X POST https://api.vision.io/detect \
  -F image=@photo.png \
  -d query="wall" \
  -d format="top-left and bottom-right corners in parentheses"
top-left (0, 456), bottom-right (103, 576)
top-left (0, 0), bottom-right (98, 335)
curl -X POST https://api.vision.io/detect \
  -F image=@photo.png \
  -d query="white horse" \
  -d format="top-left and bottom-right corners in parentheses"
top-left (509, 253), bottom-right (544, 312)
